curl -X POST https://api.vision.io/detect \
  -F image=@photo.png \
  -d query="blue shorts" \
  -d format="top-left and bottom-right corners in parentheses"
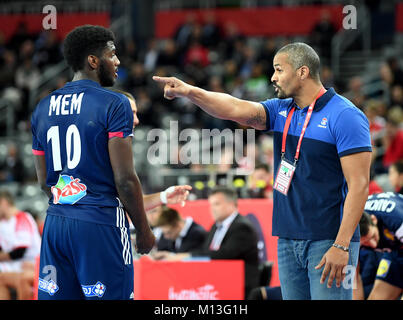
top-left (375, 250), bottom-right (403, 289)
top-left (38, 207), bottom-right (133, 300)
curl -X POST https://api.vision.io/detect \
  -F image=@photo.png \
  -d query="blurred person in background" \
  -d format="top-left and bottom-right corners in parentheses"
top-left (247, 163), bottom-right (273, 199)
top-left (151, 206), bottom-right (206, 254)
top-left (0, 191), bottom-right (41, 300)
top-left (0, 142), bottom-right (25, 184)
top-left (382, 106), bottom-right (403, 169)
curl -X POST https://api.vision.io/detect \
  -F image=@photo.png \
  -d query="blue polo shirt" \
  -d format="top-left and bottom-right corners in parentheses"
top-left (260, 88), bottom-right (372, 241)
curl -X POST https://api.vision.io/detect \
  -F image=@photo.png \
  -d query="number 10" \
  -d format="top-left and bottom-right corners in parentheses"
top-left (47, 125), bottom-right (81, 171)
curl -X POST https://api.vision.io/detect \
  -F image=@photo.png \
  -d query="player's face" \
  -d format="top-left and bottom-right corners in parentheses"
top-left (97, 41), bottom-right (120, 87)
top-left (271, 52), bottom-right (299, 99)
top-left (360, 224), bottom-right (379, 248)
top-left (129, 99), bottom-right (140, 129)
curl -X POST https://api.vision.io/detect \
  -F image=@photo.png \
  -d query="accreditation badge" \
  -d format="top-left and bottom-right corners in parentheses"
top-left (273, 158), bottom-right (296, 196)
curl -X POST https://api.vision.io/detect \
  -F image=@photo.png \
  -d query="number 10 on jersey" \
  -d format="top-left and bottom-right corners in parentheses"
top-left (47, 125), bottom-right (81, 171)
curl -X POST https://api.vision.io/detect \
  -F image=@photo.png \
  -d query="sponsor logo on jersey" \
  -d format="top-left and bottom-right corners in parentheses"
top-left (38, 278), bottom-right (59, 296)
top-left (318, 117), bottom-right (328, 128)
top-left (81, 282), bottom-right (106, 298)
top-left (51, 174), bottom-right (87, 204)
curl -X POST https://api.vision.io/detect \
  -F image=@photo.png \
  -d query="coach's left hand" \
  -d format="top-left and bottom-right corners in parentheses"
top-left (315, 246), bottom-right (349, 288)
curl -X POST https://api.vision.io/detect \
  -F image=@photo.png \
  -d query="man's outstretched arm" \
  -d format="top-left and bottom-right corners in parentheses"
top-left (153, 76), bottom-right (268, 130)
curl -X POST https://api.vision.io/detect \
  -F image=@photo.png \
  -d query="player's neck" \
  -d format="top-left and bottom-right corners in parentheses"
top-left (72, 70), bottom-right (100, 85)
top-left (294, 81), bottom-right (325, 109)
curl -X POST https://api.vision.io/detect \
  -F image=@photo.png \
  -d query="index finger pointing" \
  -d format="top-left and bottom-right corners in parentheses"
top-left (152, 76), bottom-right (171, 83)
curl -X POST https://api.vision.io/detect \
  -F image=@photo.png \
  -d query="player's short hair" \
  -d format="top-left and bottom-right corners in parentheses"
top-left (156, 206), bottom-right (181, 227)
top-left (276, 42), bottom-right (320, 81)
top-left (63, 25), bottom-right (115, 72)
top-left (0, 190), bottom-right (15, 205)
top-left (209, 186), bottom-right (238, 205)
top-left (359, 211), bottom-right (374, 237)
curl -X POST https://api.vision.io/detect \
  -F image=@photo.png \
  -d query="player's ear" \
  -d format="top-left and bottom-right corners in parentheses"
top-left (87, 55), bottom-right (99, 70)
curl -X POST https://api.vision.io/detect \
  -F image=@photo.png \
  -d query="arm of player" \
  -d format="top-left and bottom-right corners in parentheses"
top-left (143, 185), bottom-right (192, 211)
top-left (316, 151), bottom-right (371, 288)
top-left (109, 136), bottom-right (155, 254)
top-left (152, 76), bottom-right (267, 130)
top-left (33, 155), bottom-right (52, 198)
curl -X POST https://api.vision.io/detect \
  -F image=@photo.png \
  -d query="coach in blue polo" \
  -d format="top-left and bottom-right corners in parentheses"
top-left (153, 42), bottom-right (372, 300)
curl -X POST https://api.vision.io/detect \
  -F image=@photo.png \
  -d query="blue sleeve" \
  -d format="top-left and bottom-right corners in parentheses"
top-left (107, 95), bottom-right (134, 139)
top-left (259, 98), bottom-right (280, 131)
top-left (333, 107), bottom-right (372, 157)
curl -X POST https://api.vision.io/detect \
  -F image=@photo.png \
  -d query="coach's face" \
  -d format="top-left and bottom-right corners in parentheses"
top-left (97, 41), bottom-right (120, 87)
top-left (271, 52), bottom-right (300, 99)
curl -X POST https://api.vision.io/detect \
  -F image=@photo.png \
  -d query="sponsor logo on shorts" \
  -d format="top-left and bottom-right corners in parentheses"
top-left (81, 281), bottom-right (106, 298)
top-left (51, 174), bottom-right (87, 204)
top-left (376, 259), bottom-right (391, 278)
top-left (38, 278), bottom-right (59, 296)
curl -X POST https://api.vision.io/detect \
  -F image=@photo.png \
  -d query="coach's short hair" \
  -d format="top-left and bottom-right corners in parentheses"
top-left (63, 25), bottom-right (115, 72)
top-left (276, 42), bottom-right (321, 81)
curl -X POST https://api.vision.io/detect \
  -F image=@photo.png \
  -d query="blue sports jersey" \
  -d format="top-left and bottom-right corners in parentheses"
top-left (31, 79), bottom-right (133, 225)
top-left (364, 192), bottom-right (403, 250)
top-left (260, 88), bottom-right (372, 241)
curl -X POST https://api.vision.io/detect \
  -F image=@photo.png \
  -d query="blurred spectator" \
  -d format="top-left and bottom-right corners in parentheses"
top-left (386, 56), bottom-right (403, 87)
top-left (156, 39), bottom-right (180, 69)
top-left (152, 206), bottom-right (206, 253)
top-left (320, 65), bottom-right (336, 89)
top-left (184, 40), bottom-right (210, 68)
top-left (363, 99), bottom-right (386, 145)
top-left (257, 38), bottom-right (277, 80)
top-left (310, 10), bottom-right (336, 62)
top-left (143, 38), bottom-right (159, 73)
top-left (244, 63), bottom-right (269, 101)
top-left (382, 107), bottom-right (403, 168)
top-left (343, 76), bottom-right (367, 110)
top-left (388, 160), bottom-right (403, 194)
top-left (7, 22), bottom-right (34, 54)
top-left (125, 62), bottom-right (147, 91)
top-left (33, 30), bottom-right (63, 69)
top-left (201, 13), bottom-right (221, 48)
top-left (390, 85), bottom-right (403, 108)
top-left (247, 163), bottom-right (273, 199)
top-left (174, 13), bottom-right (198, 52)
top-left (156, 187), bottom-right (259, 298)
top-left (0, 142), bottom-right (25, 184)
top-left (0, 50), bottom-right (17, 89)
top-left (0, 191), bottom-right (41, 300)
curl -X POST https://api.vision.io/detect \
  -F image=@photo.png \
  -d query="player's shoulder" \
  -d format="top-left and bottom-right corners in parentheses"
top-left (89, 86), bottom-right (130, 105)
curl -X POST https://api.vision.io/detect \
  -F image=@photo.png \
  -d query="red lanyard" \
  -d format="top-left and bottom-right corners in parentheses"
top-left (281, 87), bottom-right (327, 164)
